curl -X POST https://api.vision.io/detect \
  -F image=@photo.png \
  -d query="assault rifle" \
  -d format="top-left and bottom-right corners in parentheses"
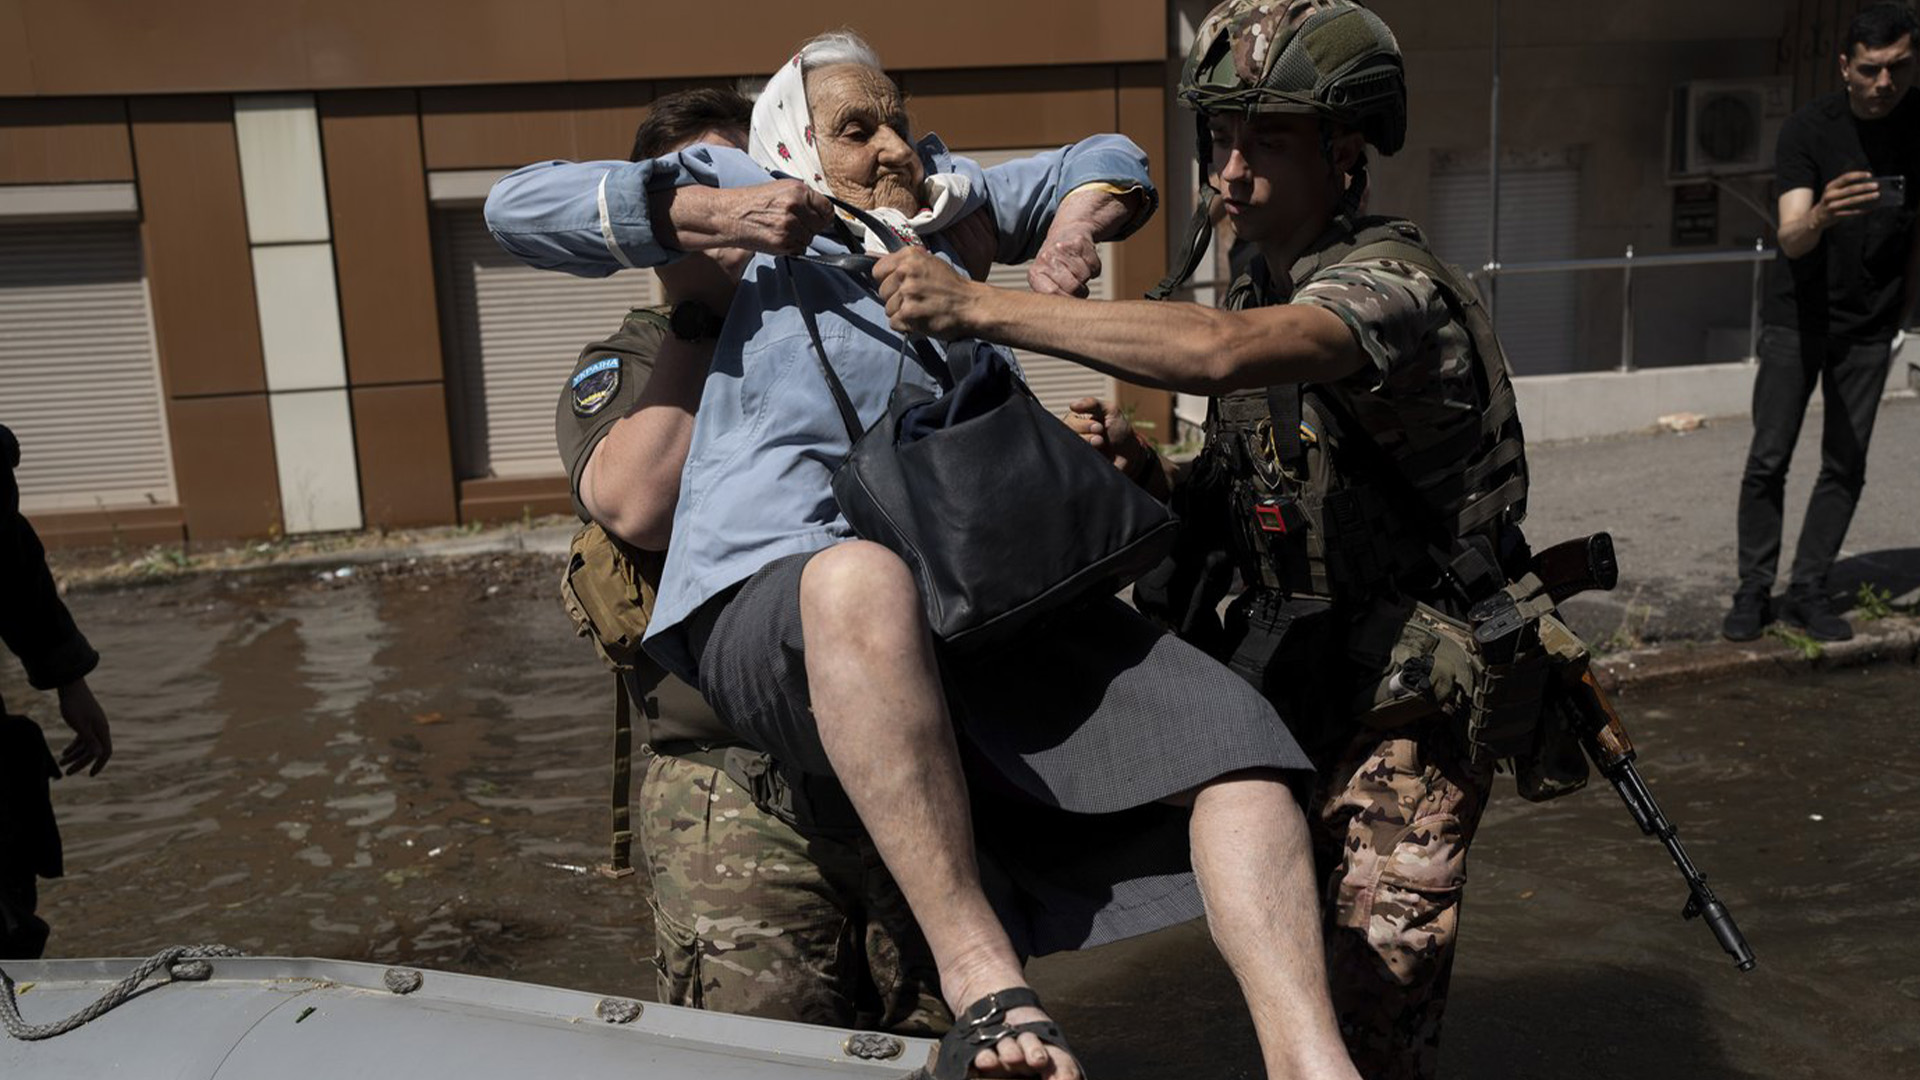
top-left (1480, 532), bottom-right (1758, 972)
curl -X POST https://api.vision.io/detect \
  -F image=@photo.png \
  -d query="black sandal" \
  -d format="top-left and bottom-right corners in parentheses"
top-left (911, 987), bottom-right (1077, 1080)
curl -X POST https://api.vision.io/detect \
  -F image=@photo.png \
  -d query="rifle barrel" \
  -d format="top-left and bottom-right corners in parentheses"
top-left (1605, 758), bottom-right (1756, 971)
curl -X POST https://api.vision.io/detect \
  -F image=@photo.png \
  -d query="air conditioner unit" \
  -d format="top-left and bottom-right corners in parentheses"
top-left (1668, 78), bottom-right (1792, 178)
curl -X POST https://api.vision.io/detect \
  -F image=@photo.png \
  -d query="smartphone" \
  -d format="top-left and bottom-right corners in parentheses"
top-left (1872, 174), bottom-right (1907, 210)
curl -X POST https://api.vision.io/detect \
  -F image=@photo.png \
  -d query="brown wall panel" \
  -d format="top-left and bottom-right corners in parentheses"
top-left (459, 476), bottom-right (571, 524)
top-left (0, 97), bottom-right (133, 183)
top-left (320, 90), bottom-right (445, 386)
top-left (28, 506), bottom-right (184, 550)
top-left (0, 0), bottom-right (37, 97)
top-left (129, 95), bottom-right (266, 398)
top-left (569, 81), bottom-right (652, 163)
top-left (561, 0), bottom-right (1165, 83)
top-left (20, 0), bottom-right (304, 97)
top-left (421, 84), bottom-right (579, 169)
top-left (901, 67), bottom-right (1118, 151)
top-left (420, 82), bottom-right (651, 169)
top-left (1112, 64), bottom-right (1175, 440)
top-left (351, 384), bottom-right (457, 528)
top-left (303, 1), bottom-right (568, 93)
top-left (4, 0), bottom-right (1162, 97)
top-left (167, 394), bottom-right (282, 542)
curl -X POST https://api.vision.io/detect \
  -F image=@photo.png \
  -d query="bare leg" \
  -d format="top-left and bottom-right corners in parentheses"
top-left (1190, 770), bottom-right (1363, 1080)
top-left (800, 541), bottom-right (1073, 1077)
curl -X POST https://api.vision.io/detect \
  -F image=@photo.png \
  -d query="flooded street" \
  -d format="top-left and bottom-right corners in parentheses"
top-left (5, 558), bottom-right (1916, 1078)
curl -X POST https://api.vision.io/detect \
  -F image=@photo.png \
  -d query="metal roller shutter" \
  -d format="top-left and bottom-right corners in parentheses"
top-left (0, 222), bottom-right (174, 514)
top-left (1427, 167), bottom-right (1581, 375)
top-left (437, 208), bottom-right (659, 479)
top-left (964, 148), bottom-right (1119, 419)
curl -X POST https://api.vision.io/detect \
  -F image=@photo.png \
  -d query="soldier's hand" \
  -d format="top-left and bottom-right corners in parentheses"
top-left (1815, 170), bottom-right (1881, 226)
top-left (56, 676), bottom-right (111, 777)
top-left (1064, 397), bottom-right (1147, 474)
top-left (875, 246), bottom-right (979, 338)
top-left (1028, 229), bottom-right (1101, 297)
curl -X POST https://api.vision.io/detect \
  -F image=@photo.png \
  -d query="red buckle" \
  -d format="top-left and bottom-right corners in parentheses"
top-left (1255, 503), bottom-right (1289, 533)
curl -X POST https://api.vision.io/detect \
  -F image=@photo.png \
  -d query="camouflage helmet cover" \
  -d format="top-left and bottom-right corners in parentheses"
top-left (1180, 0), bottom-right (1408, 155)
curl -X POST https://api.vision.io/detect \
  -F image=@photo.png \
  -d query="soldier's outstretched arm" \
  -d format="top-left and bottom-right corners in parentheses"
top-left (873, 245), bottom-right (1365, 392)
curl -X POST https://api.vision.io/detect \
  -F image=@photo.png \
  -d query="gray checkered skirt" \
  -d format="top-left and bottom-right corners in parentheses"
top-left (681, 551), bottom-right (1313, 956)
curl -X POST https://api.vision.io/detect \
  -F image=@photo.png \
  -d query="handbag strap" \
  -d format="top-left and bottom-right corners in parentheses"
top-left (776, 189), bottom-right (969, 445)
top-left (782, 255), bottom-right (867, 445)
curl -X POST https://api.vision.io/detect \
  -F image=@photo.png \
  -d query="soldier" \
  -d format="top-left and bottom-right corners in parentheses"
top-left (556, 88), bottom-right (947, 1035)
top-left (875, 3), bottom-right (1536, 1076)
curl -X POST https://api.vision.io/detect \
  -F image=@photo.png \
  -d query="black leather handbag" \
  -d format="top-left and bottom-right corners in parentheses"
top-left (781, 212), bottom-right (1178, 651)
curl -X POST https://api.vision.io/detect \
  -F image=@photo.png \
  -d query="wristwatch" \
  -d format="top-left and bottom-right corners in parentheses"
top-left (669, 300), bottom-right (726, 342)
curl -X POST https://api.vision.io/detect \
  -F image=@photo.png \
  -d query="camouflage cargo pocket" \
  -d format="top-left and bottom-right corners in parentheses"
top-left (1360, 811), bottom-right (1469, 986)
top-left (649, 896), bottom-right (703, 1009)
top-left (1323, 733), bottom-right (1478, 988)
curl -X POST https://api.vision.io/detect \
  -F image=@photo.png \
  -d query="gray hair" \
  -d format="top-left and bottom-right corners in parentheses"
top-left (797, 29), bottom-right (883, 74)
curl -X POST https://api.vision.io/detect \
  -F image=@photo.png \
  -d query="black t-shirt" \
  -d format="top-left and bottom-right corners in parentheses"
top-left (553, 307), bottom-right (736, 748)
top-left (1764, 90), bottom-right (1920, 341)
top-left (554, 306), bottom-right (671, 521)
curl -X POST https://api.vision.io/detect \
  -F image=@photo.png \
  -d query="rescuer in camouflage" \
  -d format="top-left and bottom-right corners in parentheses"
top-left (640, 754), bottom-right (946, 1033)
top-left (871, 2), bottom-right (1534, 1076)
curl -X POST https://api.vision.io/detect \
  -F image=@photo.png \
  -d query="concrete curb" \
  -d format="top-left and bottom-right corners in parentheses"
top-left (1594, 616), bottom-right (1920, 692)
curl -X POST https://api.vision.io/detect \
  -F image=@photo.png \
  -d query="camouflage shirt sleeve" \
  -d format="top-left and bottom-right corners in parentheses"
top-left (1289, 257), bottom-right (1454, 390)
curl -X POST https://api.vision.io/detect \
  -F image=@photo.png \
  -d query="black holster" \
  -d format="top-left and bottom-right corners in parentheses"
top-left (1219, 590), bottom-right (1347, 754)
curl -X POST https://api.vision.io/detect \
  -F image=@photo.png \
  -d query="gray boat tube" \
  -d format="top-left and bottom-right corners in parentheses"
top-left (1, 955), bottom-right (932, 1079)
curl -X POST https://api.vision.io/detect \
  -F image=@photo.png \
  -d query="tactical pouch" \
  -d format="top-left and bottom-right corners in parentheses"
top-left (1463, 646), bottom-right (1551, 762)
top-left (1513, 682), bottom-right (1591, 802)
top-left (560, 523), bottom-right (663, 878)
top-left (1348, 599), bottom-right (1473, 730)
top-left (1349, 599), bottom-right (1551, 763)
top-left (561, 523), bottom-right (661, 673)
top-left (1511, 611), bottom-right (1598, 802)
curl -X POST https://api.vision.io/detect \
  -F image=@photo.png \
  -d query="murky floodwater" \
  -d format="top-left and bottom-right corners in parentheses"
top-left (5, 558), bottom-right (1916, 1078)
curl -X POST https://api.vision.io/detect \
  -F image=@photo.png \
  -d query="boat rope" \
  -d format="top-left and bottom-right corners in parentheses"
top-left (0, 944), bottom-right (247, 1041)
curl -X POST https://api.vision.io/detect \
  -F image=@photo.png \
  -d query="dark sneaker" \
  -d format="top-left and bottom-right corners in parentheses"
top-left (1779, 592), bottom-right (1854, 643)
top-left (1721, 592), bottom-right (1771, 642)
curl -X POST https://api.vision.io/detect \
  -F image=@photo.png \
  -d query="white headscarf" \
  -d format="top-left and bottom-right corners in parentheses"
top-left (749, 52), bottom-right (973, 256)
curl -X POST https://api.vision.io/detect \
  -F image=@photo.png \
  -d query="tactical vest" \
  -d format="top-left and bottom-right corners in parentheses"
top-left (1206, 215), bottom-right (1530, 606)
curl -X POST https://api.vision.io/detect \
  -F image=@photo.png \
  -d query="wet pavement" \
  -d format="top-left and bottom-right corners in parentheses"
top-left (5, 559), bottom-right (1917, 1078)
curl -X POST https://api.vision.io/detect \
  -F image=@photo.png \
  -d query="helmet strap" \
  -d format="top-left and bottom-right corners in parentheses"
top-left (1148, 185), bottom-right (1218, 301)
top-left (1316, 118), bottom-right (1369, 223)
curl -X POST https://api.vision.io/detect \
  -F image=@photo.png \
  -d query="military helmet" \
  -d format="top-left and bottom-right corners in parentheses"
top-left (1180, 0), bottom-right (1408, 155)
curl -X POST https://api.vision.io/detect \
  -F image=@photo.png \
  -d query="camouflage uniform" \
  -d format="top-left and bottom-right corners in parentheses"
top-left (557, 307), bottom-right (949, 1036)
top-left (640, 753), bottom-right (947, 1034)
top-left (1312, 720), bottom-right (1490, 1080)
top-left (1156, 3), bottom-right (1523, 1074)
top-left (1218, 243), bottom-right (1509, 1080)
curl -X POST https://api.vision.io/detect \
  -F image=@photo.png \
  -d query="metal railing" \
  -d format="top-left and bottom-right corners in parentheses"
top-left (1470, 239), bottom-right (1774, 373)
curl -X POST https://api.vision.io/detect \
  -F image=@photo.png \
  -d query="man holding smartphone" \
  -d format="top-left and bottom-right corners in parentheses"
top-left (1726, 1), bottom-right (1920, 643)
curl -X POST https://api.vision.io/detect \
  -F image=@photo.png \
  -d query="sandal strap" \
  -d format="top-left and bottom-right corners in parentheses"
top-left (921, 989), bottom-right (1073, 1080)
top-left (957, 986), bottom-right (1042, 1028)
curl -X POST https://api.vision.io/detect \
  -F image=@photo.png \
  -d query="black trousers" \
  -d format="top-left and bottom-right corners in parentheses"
top-left (1736, 326), bottom-right (1894, 598)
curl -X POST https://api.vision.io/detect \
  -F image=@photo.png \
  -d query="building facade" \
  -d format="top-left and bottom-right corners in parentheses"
top-left (0, 0), bottom-right (1889, 546)
top-left (0, 0), bottom-right (1173, 546)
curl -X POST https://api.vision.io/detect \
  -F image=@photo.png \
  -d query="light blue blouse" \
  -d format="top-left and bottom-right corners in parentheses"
top-left (486, 135), bottom-right (1154, 680)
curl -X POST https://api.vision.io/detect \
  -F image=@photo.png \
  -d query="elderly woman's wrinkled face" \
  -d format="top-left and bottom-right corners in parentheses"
top-left (807, 64), bottom-right (924, 215)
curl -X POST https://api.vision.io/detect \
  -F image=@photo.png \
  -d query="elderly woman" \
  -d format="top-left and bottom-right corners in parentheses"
top-left (488, 33), bottom-right (1360, 1080)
